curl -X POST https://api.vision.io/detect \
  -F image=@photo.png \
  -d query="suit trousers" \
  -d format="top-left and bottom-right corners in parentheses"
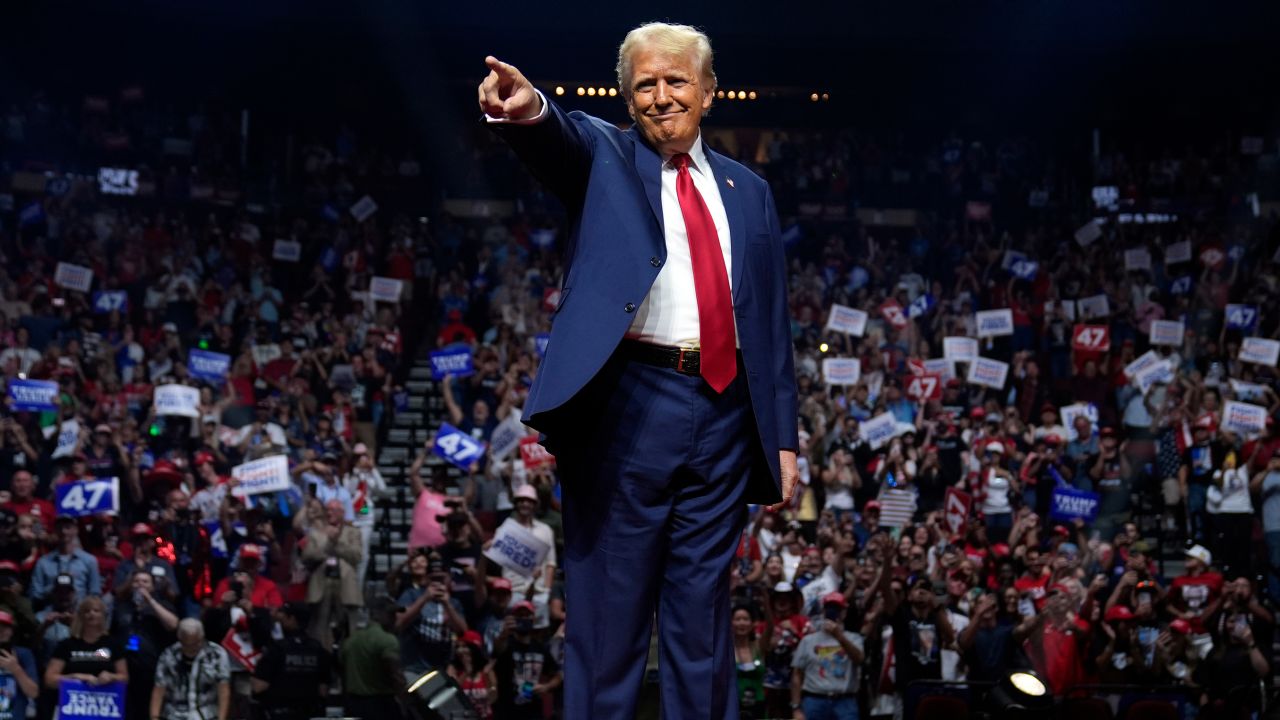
top-left (556, 350), bottom-right (756, 720)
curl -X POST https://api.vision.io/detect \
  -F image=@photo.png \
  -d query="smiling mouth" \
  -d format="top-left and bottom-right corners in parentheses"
top-left (650, 111), bottom-right (683, 120)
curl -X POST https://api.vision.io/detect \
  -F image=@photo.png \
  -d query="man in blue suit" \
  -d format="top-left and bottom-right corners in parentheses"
top-left (479, 22), bottom-right (798, 719)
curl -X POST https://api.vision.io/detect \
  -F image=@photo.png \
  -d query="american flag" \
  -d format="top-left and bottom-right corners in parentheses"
top-left (877, 487), bottom-right (918, 528)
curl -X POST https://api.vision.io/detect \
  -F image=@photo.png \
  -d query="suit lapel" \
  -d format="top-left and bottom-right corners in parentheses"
top-left (704, 148), bottom-right (746, 303)
top-left (630, 128), bottom-right (665, 234)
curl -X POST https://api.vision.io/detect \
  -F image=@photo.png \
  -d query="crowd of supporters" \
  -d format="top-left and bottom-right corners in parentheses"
top-left (5, 84), bottom-right (1280, 720)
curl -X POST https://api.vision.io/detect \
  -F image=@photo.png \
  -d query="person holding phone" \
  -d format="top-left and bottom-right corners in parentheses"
top-left (789, 592), bottom-right (863, 720)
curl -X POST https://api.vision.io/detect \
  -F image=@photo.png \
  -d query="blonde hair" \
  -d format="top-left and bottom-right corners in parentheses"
top-left (70, 596), bottom-right (107, 639)
top-left (616, 22), bottom-right (716, 96)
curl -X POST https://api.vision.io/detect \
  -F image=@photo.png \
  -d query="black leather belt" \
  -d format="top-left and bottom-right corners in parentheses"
top-left (620, 340), bottom-right (701, 376)
top-left (803, 691), bottom-right (855, 700)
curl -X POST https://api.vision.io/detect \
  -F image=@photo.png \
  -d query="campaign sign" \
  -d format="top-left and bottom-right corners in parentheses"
top-left (187, 349), bottom-right (231, 383)
top-left (967, 357), bottom-right (1009, 389)
top-left (879, 300), bottom-right (908, 329)
top-left (231, 455), bottom-right (292, 497)
top-left (822, 358), bottom-right (861, 386)
top-left (1222, 401), bottom-right (1267, 436)
top-left (1049, 487), bottom-right (1100, 522)
top-left (943, 336), bottom-right (979, 362)
top-left (1060, 403), bottom-right (1100, 441)
top-left (1134, 359), bottom-right (1174, 395)
top-left (55, 477), bottom-right (120, 518)
top-left (1165, 240), bottom-right (1192, 265)
top-left (1240, 337), bottom-right (1280, 367)
top-left (1074, 220), bottom-right (1102, 247)
top-left (58, 679), bottom-right (125, 719)
top-left (905, 373), bottom-right (942, 402)
top-left (1072, 324), bottom-right (1111, 352)
top-left (1149, 320), bottom-right (1185, 347)
top-left (369, 276), bottom-right (403, 303)
top-left (484, 517), bottom-right (552, 578)
top-left (91, 290), bottom-right (127, 314)
top-left (250, 344), bottom-right (281, 369)
top-left (153, 384), bottom-right (200, 418)
top-left (923, 358), bottom-right (955, 380)
top-left (429, 347), bottom-right (474, 380)
top-left (54, 262), bottom-right (94, 293)
top-left (434, 423), bottom-right (486, 470)
top-left (943, 487), bottom-right (973, 537)
top-left (349, 195), bottom-right (378, 222)
top-left (534, 333), bottom-right (551, 358)
top-left (1124, 248), bottom-right (1152, 272)
top-left (1010, 260), bottom-right (1039, 281)
top-left (825, 304), bottom-right (868, 336)
top-left (908, 293), bottom-right (935, 319)
top-left (1046, 300), bottom-right (1077, 322)
top-left (1169, 275), bottom-right (1193, 295)
top-left (975, 309), bottom-right (1014, 338)
top-left (272, 239), bottom-right (301, 262)
top-left (8, 378), bottom-right (58, 411)
top-left (488, 413), bottom-right (528, 462)
top-left (1226, 304), bottom-right (1259, 331)
top-left (1124, 350), bottom-right (1161, 380)
top-left (1229, 379), bottom-right (1268, 402)
top-left (859, 412), bottom-right (898, 450)
top-left (519, 436), bottom-right (554, 470)
top-left (43, 419), bottom-right (80, 459)
top-left (1000, 250), bottom-right (1028, 272)
top-left (1077, 294), bottom-right (1111, 320)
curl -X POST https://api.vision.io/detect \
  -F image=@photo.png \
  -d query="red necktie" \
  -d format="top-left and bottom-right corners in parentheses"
top-left (672, 153), bottom-right (736, 392)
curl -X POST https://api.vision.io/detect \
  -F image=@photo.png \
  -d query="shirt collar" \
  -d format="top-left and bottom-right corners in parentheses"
top-left (665, 133), bottom-right (709, 173)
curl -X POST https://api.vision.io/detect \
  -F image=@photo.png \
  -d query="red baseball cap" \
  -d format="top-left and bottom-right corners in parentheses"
top-left (0, 561), bottom-right (19, 574)
top-left (487, 577), bottom-right (512, 592)
top-left (1105, 605), bottom-right (1135, 622)
top-left (821, 591), bottom-right (847, 608)
top-left (239, 544), bottom-right (264, 561)
top-left (864, 500), bottom-right (882, 512)
top-left (0, 611), bottom-right (14, 626)
top-left (1169, 619), bottom-right (1192, 635)
top-left (510, 600), bottom-right (536, 614)
top-left (460, 630), bottom-right (483, 647)
top-left (130, 523), bottom-right (154, 538)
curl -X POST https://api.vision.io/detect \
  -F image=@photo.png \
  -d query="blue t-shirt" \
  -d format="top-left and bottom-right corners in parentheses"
top-left (0, 646), bottom-right (37, 720)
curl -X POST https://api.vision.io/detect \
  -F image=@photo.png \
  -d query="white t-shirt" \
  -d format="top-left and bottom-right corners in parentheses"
top-left (1213, 467), bottom-right (1253, 514)
top-left (980, 469), bottom-right (1012, 515)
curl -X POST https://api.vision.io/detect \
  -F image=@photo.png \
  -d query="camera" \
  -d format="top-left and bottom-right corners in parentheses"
top-left (230, 580), bottom-right (245, 599)
top-left (823, 604), bottom-right (843, 621)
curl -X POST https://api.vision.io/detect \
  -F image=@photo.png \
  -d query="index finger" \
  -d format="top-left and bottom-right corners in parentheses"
top-left (485, 56), bottom-right (516, 78)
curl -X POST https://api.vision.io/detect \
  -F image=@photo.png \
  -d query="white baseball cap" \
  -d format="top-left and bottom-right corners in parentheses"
top-left (1185, 545), bottom-right (1212, 565)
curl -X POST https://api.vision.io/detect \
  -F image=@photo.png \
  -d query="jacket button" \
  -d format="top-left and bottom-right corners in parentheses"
top-left (650, 257), bottom-right (661, 267)
top-left (624, 303), bottom-right (636, 313)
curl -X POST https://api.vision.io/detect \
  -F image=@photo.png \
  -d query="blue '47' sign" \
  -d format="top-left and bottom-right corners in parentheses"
top-left (91, 291), bottom-right (128, 314)
top-left (56, 477), bottom-right (120, 518)
top-left (433, 423), bottom-right (486, 470)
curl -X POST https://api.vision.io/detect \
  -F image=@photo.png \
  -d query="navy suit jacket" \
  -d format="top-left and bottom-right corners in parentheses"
top-left (491, 100), bottom-right (798, 504)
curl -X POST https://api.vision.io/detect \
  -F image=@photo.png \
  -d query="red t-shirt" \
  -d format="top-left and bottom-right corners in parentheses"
top-left (1033, 618), bottom-right (1090, 693)
top-left (1171, 572), bottom-right (1224, 631)
top-left (213, 575), bottom-right (284, 609)
top-left (3, 498), bottom-right (56, 531)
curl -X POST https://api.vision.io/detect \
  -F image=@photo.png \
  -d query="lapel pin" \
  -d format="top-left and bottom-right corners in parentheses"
top-left (726, 178), bottom-right (734, 188)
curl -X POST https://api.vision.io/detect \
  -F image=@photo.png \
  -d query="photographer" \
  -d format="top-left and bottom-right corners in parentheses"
top-left (342, 442), bottom-right (386, 585)
top-left (789, 592), bottom-right (863, 720)
top-left (112, 523), bottom-right (179, 605)
top-left (493, 600), bottom-right (561, 720)
top-left (210, 544), bottom-right (282, 610)
top-left (395, 551), bottom-right (467, 674)
top-left (111, 570), bottom-right (178, 720)
top-left (293, 451), bottom-right (354, 522)
top-left (437, 500), bottom-right (488, 623)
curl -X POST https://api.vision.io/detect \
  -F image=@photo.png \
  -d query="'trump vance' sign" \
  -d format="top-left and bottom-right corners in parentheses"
top-left (1049, 487), bottom-right (1100, 522)
top-left (231, 455), bottom-right (293, 497)
top-left (58, 679), bottom-right (125, 719)
top-left (8, 378), bottom-right (58, 411)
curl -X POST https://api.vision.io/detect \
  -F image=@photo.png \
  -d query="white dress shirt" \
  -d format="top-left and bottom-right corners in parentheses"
top-left (488, 92), bottom-right (736, 348)
top-left (626, 134), bottom-right (735, 348)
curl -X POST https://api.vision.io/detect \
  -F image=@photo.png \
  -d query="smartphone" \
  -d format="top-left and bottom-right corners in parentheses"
top-left (823, 604), bottom-right (842, 621)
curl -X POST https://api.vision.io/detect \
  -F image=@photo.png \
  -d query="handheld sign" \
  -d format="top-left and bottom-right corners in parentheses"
top-left (1240, 337), bottom-right (1280, 367)
top-left (905, 374), bottom-right (942, 402)
top-left (1046, 299), bottom-right (1077, 322)
top-left (825, 304), bottom-right (868, 337)
top-left (153, 384), bottom-right (200, 418)
top-left (250, 343), bottom-right (282, 369)
top-left (1072, 324), bottom-right (1111, 352)
top-left (907, 293), bottom-right (935, 319)
top-left (944, 337), bottom-right (979, 362)
top-left (369, 276), bottom-right (403, 303)
top-left (1133, 358), bottom-right (1174, 394)
top-left (1164, 240), bottom-right (1192, 265)
top-left (1060, 403), bottom-right (1100, 441)
top-left (1222, 401), bottom-right (1267, 436)
top-left (488, 413), bottom-right (528, 462)
top-left (859, 412), bottom-right (898, 450)
top-left (231, 455), bottom-right (292, 497)
top-left (1074, 220), bottom-right (1102, 247)
top-left (1229, 379), bottom-right (1268, 402)
top-left (1077, 294), bottom-right (1111, 320)
top-left (822, 358), bottom-right (861, 386)
top-left (272, 239), bottom-right (301, 262)
top-left (1148, 320), bottom-right (1185, 347)
top-left (56, 477), bottom-right (120, 518)
top-left (91, 290), bottom-right (127, 314)
top-left (350, 195), bottom-right (378, 222)
top-left (879, 300), bottom-right (908, 329)
top-left (54, 262), bottom-right (94, 292)
top-left (484, 517), bottom-right (552, 578)
top-left (975, 309), bottom-right (1014, 338)
top-left (519, 436), bottom-right (554, 470)
top-left (967, 357), bottom-right (1009, 389)
top-left (1124, 350), bottom-right (1161, 380)
top-left (429, 347), bottom-right (474, 380)
top-left (943, 487), bottom-right (973, 537)
top-left (187, 349), bottom-right (231, 383)
top-left (57, 679), bottom-right (126, 720)
top-left (1049, 487), bottom-right (1100, 522)
top-left (1169, 275), bottom-right (1193, 295)
top-left (1225, 304), bottom-right (1259, 331)
top-left (8, 378), bottom-right (59, 411)
top-left (1010, 260), bottom-right (1039, 281)
top-left (534, 333), bottom-right (551, 358)
top-left (922, 358), bottom-right (954, 380)
top-left (43, 419), bottom-right (81, 460)
top-left (1124, 248), bottom-right (1152, 272)
top-left (433, 423), bottom-right (486, 470)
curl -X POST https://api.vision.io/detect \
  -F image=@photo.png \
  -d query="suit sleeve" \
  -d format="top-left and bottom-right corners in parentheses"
top-left (763, 185), bottom-right (799, 451)
top-left (487, 98), bottom-right (594, 207)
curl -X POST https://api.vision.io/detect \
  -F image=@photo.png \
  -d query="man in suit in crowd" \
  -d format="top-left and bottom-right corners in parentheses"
top-left (479, 21), bottom-right (798, 719)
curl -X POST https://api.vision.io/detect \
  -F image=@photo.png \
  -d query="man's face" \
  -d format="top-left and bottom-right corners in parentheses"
top-left (515, 497), bottom-right (536, 519)
top-left (625, 47), bottom-right (712, 156)
top-left (10, 473), bottom-right (32, 499)
top-left (324, 501), bottom-right (344, 526)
